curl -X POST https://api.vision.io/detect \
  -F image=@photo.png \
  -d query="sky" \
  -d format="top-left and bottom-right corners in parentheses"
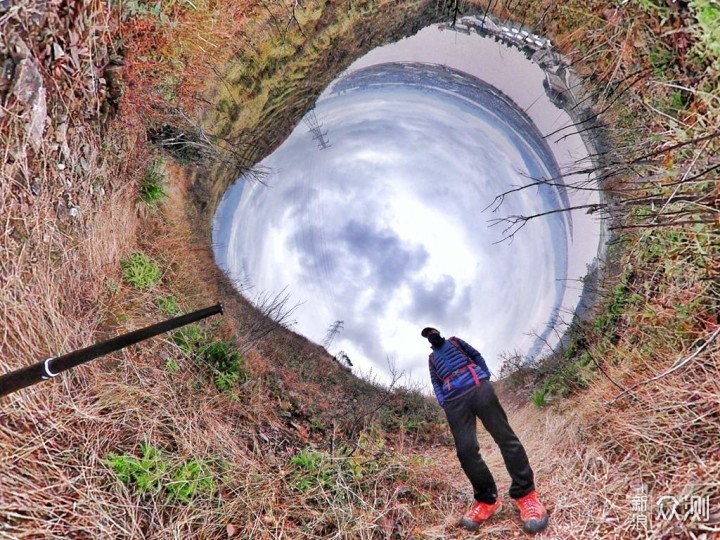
top-left (212, 25), bottom-right (604, 390)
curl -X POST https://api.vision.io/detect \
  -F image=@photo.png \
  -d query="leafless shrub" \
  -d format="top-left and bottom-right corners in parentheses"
top-left (234, 287), bottom-right (301, 355)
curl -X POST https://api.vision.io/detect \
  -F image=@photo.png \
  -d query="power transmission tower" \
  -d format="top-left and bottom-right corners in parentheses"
top-left (303, 109), bottom-right (331, 150)
top-left (322, 320), bottom-right (344, 349)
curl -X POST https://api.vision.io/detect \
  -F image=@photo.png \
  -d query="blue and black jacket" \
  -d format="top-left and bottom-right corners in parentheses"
top-left (429, 336), bottom-right (491, 407)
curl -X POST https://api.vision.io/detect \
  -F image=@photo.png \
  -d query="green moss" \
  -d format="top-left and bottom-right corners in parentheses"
top-left (105, 441), bottom-right (167, 495)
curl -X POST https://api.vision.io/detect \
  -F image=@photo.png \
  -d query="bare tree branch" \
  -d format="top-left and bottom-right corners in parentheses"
top-left (489, 203), bottom-right (605, 242)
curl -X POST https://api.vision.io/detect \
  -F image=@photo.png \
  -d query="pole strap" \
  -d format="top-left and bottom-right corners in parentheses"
top-left (42, 358), bottom-right (58, 380)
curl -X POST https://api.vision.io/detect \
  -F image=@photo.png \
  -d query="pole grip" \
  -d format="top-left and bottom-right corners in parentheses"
top-left (0, 303), bottom-right (224, 398)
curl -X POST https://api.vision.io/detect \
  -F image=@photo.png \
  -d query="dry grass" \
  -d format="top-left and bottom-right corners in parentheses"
top-left (116, 0), bottom-right (253, 124)
top-left (1, 2), bottom-right (142, 537)
top-left (2, 0), bottom-right (719, 538)
top-left (546, 334), bottom-right (717, 539)
top-left (0, 129), bottom-right (434, 537)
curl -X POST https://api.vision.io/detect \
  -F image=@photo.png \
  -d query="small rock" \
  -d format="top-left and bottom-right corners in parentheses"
top-left (8, 57), bottom-right (46, 150)
top-left (68, 207), bottom-right (78, 218)
top-left (52, 43), bottom-right (65, 60)
top-left (57, 163), bottom-right (65, 171)
top-left (9, 59), bottom-right (40, 104)
top-left (55, 120), bottom-right (70, 159)
top-left (1, 58), bottom-right (15, 95)
top-left (12, 39), bottom-right (31, 60)
top-left (27, 86), bottom-right (46, 150)
top-left (55, 120), bottom-right (67, 143)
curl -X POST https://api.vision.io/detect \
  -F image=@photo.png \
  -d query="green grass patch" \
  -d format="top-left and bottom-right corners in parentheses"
top-left (138, 160), bottom-right (167, 207)
top-left (518, 322), bottom-right (600, 404)
top-left (165, 459), bottom-right (215, 503)
top-left (118, 0), bottom-right (174, 24)
top-left (635, 0), bottom-right (672, 22)
top-left (105, 441), bottom-right (215, 502)
top-left (545, 354), bottom-right (596, 397)
top-left (309, 416), bottom-right (325, 432)
top-left (668, 90), bottom-right (688, 117)
top-left (593, 271), bottom-right (637, 341)
top-left (290, 449), bottom-right (335, 491)
top-left (121, 252), bottom-right (162, 289)
top-left (172, 329), bottom-right (247, 391)
top-left (164, 357), bottom-right (179, 374)
top-left (401, 417), bottom-right (428, 433)
top-left (289, 448), bottom-right (368, 493)
top-left (105, 441), bottom-right (167, 495)
top-left (647, 41), bottom-right (675, 78)
top-left (531, 387), bottom-right (548, 408)
top-left (690, 0), bottom-right (720, 64)
top-left (155, 294), bottom-right (181, 315)
top-left (201, 341), bottom-right (247, 391)
top-left (172, 324), bottom-right (207, 355)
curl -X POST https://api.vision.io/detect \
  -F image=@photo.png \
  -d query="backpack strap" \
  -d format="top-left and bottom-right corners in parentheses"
top-left (449, 337), bottom-right (473, 363)
top-left (429, 338), bottom-right (482, 391)
top-left (447, 337), bottom-right (481, 388)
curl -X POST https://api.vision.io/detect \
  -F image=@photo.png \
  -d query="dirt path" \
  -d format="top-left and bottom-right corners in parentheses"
top-left (413, 398), bottom-right (590, 539)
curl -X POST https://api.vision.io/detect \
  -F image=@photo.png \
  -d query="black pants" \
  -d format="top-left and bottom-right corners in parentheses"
top-left (444, 382), bottom-right (535, 503)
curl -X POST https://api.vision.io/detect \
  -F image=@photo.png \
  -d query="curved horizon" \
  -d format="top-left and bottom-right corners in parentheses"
top-left (213, 28), bottom-right (603, 388)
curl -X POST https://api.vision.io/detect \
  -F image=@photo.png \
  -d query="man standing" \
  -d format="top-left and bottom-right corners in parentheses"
top-left (421, 326), bottom-right (549, 534)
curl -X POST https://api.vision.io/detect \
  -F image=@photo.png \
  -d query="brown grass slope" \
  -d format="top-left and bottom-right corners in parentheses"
top-left (1, 1), bottom-right (449, 538)
top-left (1, 0), bottom-right (719, 538)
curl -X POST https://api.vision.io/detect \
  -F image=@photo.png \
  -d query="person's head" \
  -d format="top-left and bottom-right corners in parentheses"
top-left (421, 327), bottom-right (444, 347)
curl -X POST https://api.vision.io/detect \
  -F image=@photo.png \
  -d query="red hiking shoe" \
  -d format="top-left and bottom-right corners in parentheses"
top-left (515, 490), bottom-right (549, 533)
top-left (459, 498), bottom-right (502, 531)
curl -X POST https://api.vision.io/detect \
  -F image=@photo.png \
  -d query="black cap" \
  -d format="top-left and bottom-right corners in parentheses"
top-left (421, 327), bottom-right (439, 338)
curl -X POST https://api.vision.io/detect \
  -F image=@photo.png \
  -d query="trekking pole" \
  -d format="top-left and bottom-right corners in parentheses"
top-left (0, 303), bottom-right (224, 398)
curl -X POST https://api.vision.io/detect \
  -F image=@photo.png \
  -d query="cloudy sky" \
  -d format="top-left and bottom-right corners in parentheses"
top-left (213, 26), bottom-right (603, 389)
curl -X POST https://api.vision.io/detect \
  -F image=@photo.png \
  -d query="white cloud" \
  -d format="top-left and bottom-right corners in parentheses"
top-left (213, 53), bottom-right (600, 392)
